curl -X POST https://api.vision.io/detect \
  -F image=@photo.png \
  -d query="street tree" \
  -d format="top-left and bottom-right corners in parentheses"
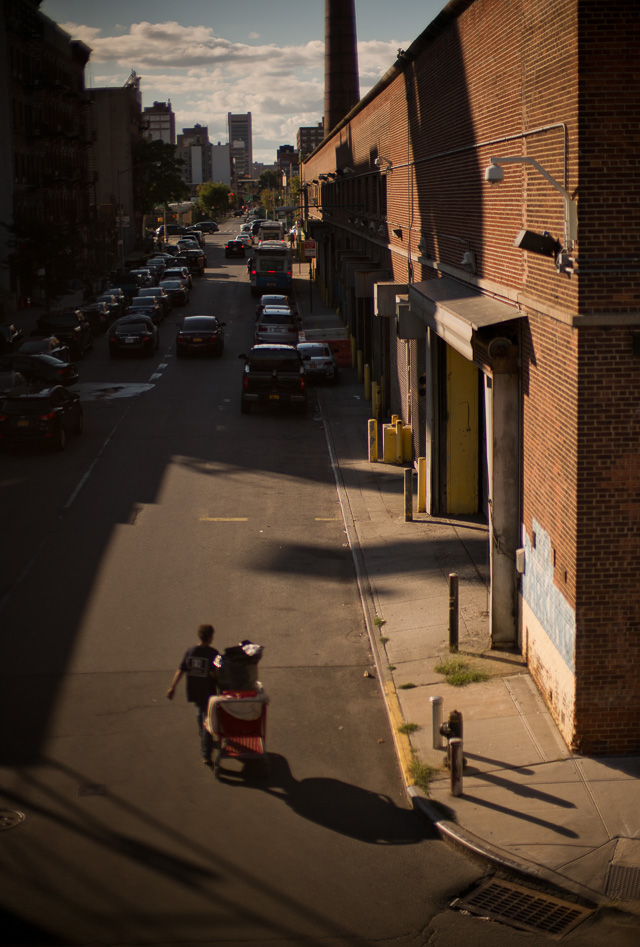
top-left (132, 139), bottom-right (189, 216)
top-left (197, 181), bottom-right (231, 218)
top-left (257, 169), bottom-right (280, 191)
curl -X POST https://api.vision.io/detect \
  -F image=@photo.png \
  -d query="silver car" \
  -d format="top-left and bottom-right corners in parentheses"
top-left (296, 342), bottom-right (339, 383)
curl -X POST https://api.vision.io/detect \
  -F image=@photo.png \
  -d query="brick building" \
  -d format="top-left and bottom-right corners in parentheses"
top-left (3, 0), bottom-right (91, 310)
top-left (303, 0), bottom-right (640, 754)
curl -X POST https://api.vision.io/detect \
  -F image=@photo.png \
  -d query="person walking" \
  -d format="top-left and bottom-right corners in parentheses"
top-left (167, 623), bottom-right (219, 764)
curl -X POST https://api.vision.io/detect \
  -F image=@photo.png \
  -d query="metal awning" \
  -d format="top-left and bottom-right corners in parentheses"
top-left (409, 277), bottom-right (525, 360)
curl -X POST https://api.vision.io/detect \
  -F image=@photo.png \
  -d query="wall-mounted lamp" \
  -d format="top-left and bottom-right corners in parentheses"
top-left (392, 227), bottom-right (403, 239)
top-left (460, 250), bottom-right (476, 273)
top-left (374, 156), bottom-right (393, 171)
top-left (311, 179), bottom-right (319, 185)
top-left (369, 221), bottom-right (376, 232)
top-left (417, 235), bottom-right (430, 256)
top-left (378, 224), bottom-right (386, 236)
top-left (484, 156), bottom-right (577, 248)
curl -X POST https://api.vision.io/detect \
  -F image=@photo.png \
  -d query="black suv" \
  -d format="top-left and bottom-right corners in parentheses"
top-left (239, 345), bottom-right (307, 415)
top-left (33, 310), bottom-right (93, 359)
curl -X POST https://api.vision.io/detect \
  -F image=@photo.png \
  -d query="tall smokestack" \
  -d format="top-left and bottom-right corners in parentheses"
top-left (324, 0), bottom-right (360, 136)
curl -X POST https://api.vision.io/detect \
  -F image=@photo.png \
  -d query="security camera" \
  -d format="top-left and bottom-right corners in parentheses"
top-left (374, 157), bottom-right (382, 167)
top-left (484, 163), bottom-right (504, 184)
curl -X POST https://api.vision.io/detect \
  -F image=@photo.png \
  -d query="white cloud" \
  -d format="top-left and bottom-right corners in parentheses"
top-left (61, 20), bottom-right (408, 164)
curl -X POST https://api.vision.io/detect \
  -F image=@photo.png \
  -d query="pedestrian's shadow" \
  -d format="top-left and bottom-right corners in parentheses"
top-left (215, 753), bottom-right (428, 844)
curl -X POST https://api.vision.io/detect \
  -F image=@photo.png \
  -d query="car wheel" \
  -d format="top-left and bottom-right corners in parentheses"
top-left (54, 425), bottom-right (66, 451)
top-left (75, 409), bottom-right (83, 435)
top-left (241, 398), bottom-right (251, 415)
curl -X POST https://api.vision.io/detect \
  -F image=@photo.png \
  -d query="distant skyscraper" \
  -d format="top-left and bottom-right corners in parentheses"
top-left (297, 122), bottom-right (325, 160)
top-left (177, 125), bottom-right (213, 196)
top-left (228, 112), bottom-right (253, 177)
top-left (142, 101), bottom-right (176, 144)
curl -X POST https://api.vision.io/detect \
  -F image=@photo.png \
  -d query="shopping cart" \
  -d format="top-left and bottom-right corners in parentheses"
top-left (207, 690), bottom-right (269, 778)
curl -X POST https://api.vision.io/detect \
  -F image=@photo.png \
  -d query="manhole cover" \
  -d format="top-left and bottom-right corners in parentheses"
top-left (0, 809), bottom-right (25, 831)
top-left (452, 878), bottom-right (592, 939)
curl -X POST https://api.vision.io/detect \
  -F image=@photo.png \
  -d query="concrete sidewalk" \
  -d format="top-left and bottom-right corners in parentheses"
top-left (291, 275), bottom-right (640, 912)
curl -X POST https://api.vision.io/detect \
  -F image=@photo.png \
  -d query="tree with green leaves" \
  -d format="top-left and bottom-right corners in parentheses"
top-left (257, 169), bottom-right (280, 191)
top-left (196, 181), bottom-right (232, 218)
top-left (132, 138), bottom-right (189, 216)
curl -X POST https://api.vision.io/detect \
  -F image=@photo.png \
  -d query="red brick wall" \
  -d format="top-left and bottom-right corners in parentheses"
top-left (304, 0), bottom-right (640, 751)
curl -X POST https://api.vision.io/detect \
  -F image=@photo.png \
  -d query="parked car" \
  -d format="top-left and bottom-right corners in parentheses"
top-left (0, 324), bottom-right (24, 354)
top-left (18, 335), bottom-right (71, 361)
top-left (225, 240), bottom-right (245, 258)
top-left (138, 286), bottom-right (172, 317)
top-left (256, 294), bottom-right (295, 319)
top-left (108, 272), bottom-right (144, 299)
top-left (159, 279), bottom-right (190, 306)
top-left (165, 265), bottom-right (193, 289)
top-left (78, 301), bottom-right (112, 336)
top-left (126, 296), bottom-right (164, 325)
top-left (296, 342), bottom-right (339, 384)
top-left (239, 345), bottom-right (307, 415)
top-left (0, 385), bottom-right (83, 451)
top-left (108, 315), bottom-right (159, 357)
top-left (254, 308), bottom-right (299, 346)
top-left (0, 370), bottom-right (27, 396)
top-left (184, 248), bottom-right (206, 276)
top-left (156, 224), bottom-right (187, 237)
top-left (33, 311), bottom-right (92, 359)
top-left (95, 292), bottom-right (126, 321)
top-left (195, 221), bottom-right (219, 233)
top-left (176, 315), bottom-right (225, 358)
top-left (0, 353), bottom-right (79, 388)
top-left (129, 267), bottom-right (155, 287)
top-left (185, 229), bottom-right (205, 247)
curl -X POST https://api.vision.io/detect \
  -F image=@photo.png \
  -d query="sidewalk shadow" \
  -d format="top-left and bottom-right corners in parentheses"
top-left (217, 752), bottom-right (431, 844)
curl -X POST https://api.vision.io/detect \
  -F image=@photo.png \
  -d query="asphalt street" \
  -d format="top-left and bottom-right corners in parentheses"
top-left (1, 222), bottom-right (636, 946)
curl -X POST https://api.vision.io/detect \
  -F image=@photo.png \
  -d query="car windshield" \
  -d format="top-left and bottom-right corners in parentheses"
top-left (161, 281), bottom-right (181, 289)
top-left (182, 318), bottom-right (216, 330)
top-left (3, 396), bottom-right (54, 415)
top-left (116, 321), bottom-right (149, 332)
top-left (249, 351), bottom-right (300, 371)
top-left (130, 299), bottom-right (154, 307)
top-left (298, 345), bottom-right (328, 357)
top-left (259, 313), bottom-right (295, 325)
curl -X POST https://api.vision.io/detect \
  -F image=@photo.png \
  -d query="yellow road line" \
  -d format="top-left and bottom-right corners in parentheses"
top-left (199, 517), bottom-right (248, 522)
top-left (384, 679), bottom-right (415, 787)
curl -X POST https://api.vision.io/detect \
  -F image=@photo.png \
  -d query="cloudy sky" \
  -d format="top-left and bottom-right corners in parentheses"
top-left (40, 0), bottom-right (448, 165)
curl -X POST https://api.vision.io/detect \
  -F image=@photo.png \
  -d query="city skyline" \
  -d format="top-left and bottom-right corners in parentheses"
top-left (40, 0), bottom-right (448, 164)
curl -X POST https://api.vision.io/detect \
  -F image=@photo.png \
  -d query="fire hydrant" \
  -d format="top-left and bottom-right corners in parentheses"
top-left (439, 709), bottom-right (464, 768)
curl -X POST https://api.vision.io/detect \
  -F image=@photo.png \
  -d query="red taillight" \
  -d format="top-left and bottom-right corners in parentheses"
top-left (208, 334), bottom-right (219, 341)
top-left (300, 375), bottom-right (306, 392)
top-left (243, 376), bottom-right (248, 391)
top-left (142, 334), bottom-right (151, 342)
top-left (40, 410), bottom-right (57, 421)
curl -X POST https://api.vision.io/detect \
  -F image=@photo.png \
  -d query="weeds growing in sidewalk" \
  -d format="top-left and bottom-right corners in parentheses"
top-left (398, 721), bottom-right (420, 734)
top-left (409, 757), bottom-right (439, 793)
top-left (435, 656), bottom-right (489, 686)
top-left (399, 682), bottom-right (417, 689)
top-left (374, 616), bottom-right (386, 627)
top-left (379, 636), bottom-right (389, 644)
top-left (387, 664), bottom-right (396, 671)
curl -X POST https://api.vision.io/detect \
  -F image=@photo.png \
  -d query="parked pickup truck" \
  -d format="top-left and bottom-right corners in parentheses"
top-left (239, 344), bottom-right (307, 415)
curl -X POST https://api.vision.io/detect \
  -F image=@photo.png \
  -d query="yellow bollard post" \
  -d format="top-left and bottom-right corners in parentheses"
top-left (395, 420), bottom-right (403, 465)
top-left (364, 363), bottom-right (371, 400)
top-left (404, 467), bottom-right (413, 522)
top-left (371, 381), bottom-right (379, 419)
top-left (417, 456), bottom-right (426, 512)
top-left (382, 424), bottom-right (397, 463)
top-left (368, 419), bottom-right (378, 462)
top-left (357, 350), bottom-right (364, 383)
top-left (402, 424), bottom-right (412, 462)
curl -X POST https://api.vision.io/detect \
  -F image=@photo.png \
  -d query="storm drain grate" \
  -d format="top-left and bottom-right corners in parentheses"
top-left (0, 809), bottom-right (25, 831)
top-left (606, 864), bottom-right (640, 901)
top-left (451, 878), bottom-right (593, 939)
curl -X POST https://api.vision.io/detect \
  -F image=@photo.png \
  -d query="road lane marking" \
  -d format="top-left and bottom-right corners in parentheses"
top-left (199, 517), bottom-right (248, 522)
top-left (315, 517), bottom-right (339, 521)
